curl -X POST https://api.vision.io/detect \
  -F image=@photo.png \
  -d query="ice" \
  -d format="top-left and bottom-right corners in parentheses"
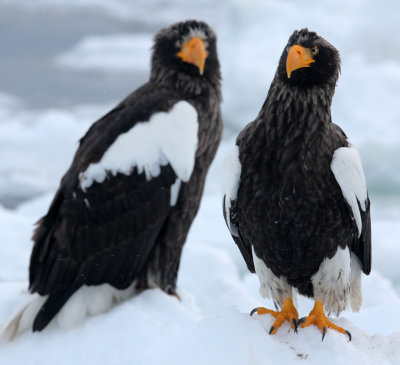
top-left (0, 101), bottom-right (110, 208)
top-left (55, 34), bottom-right (153, 73)
top-left (372, 218), bottom-right (400, 293)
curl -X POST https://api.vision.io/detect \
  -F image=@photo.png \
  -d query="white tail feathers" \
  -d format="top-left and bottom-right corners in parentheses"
top-left (1, 283), bottom-right (137, 340)
top-left (1, 293), bottom-right (47, 341)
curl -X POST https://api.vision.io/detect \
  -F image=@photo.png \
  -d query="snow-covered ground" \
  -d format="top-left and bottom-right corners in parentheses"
top-left (1, 0), bottom-right (400, 364)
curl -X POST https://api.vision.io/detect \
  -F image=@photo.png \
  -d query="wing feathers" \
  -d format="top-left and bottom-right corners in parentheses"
top-left (79, 101), bottom-right (198, 190)
top-left (222, 144), bottom-right (255, 273)
top-left (27, 93), bottom-right (199, 329)
top-left (331, 143), bottom-right (371, 275)
top-left (331, 144), bottom-right (368, 237)
top-left (30, 164), bottom-right (176, 297)
top-left (222, 145), bottom-right (241, 236)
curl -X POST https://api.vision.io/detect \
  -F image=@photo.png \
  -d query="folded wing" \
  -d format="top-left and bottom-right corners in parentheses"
top-left (222, 144), bottom-right (255, 272)
top-left (29, 99), bottom-right (199, 330)
top-left (331, 143), bottom-right (371, 274)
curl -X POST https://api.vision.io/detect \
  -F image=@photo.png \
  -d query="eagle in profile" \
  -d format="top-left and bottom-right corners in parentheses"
top-left (3, 19), bottom-right (221, 337)
top-left (222, 28), bottom-right (371, 340)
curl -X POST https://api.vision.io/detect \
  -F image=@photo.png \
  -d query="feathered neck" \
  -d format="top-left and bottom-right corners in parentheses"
top-left (258, 73), bottom-right (336, 130)
top-left (150, 64), bottom-right (221, 101)
top-left (254, 74), bottom-right (337, 178)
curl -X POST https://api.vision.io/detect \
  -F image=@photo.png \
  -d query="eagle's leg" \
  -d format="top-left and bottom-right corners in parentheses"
top-left (250, 297), bottom-right (299, 335)
top-left (298, 300), bottom-right (351, 341)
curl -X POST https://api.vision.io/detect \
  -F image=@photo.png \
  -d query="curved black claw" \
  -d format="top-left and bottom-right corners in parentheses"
top-left (250, 308), bottom-right (259, 317)
top-left (292, 318), bottom-right (298, 334)
top-left (345, 330), bottom-right (352, 342)
top-left (297, 317), bottom-right (306, 327)
top-left (269, 326), bottom-right (275, 335)
top-left (321, 326), bottom-right (327, 341)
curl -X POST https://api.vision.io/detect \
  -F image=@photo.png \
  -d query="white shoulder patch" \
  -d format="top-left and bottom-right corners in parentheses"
top-left (222, 144), bottom-right (241, 236)
top-left (169, 178), bottom-right (181, 206)
top-left (79, 101), bottom-right (198, 191)
top-left (331, 144), bottom-right (368, 237)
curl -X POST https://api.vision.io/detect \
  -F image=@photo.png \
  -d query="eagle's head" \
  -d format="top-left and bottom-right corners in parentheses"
top-left (150, 20), bottom-right (221, 94)
top-left (277, 28), bottom-right (341, 88)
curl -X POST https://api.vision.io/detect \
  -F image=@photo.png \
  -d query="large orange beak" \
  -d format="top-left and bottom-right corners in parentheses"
top-left (286, 45), bottom-right (315, 78)
top-left (177, 37), bottom-right (208, 75)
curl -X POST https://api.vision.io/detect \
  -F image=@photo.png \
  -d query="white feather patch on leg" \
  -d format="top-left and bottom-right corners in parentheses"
top-left (349, 253), bottom-right (362, 312)
top-left (57, 283), bottom-right (136, 329)
top-left (311, 246), bottom-right (351, 315)
top-left (252, 247), bottom-right (293, 308)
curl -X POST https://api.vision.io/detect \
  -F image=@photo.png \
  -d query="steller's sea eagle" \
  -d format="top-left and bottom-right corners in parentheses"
top-left (3, 19), bottom-right (222, 337)
top-left (222, 28), bottom-right (371, 341)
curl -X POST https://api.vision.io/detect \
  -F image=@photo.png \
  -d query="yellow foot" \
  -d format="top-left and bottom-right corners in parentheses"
top-left (298, 300), bottom-right (351, 341)
top-left (250, 297), bottom-right (299, 335)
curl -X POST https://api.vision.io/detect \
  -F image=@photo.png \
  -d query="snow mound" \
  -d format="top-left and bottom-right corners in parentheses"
top-left (0, 284), bottom-right (399, 365)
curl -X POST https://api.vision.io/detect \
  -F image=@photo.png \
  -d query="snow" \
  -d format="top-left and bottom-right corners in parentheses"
top-left (331, 145), bottom-right (368, 236)
top-left (0, 100), bottom-right (109, 208)
top-left (80, 100), bottom-right (198, 189)
top-left (1, 0), bottom-right (400, 364)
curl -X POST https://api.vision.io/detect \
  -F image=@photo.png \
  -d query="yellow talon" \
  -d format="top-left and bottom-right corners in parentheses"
top-left (298, 300), bottom-right (352, 341)
top-left (251, 297), bottom-right (299, 335)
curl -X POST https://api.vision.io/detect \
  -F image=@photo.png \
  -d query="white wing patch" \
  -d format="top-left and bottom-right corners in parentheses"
top-left (79, 101), bottom-right (198, 191)
top-left (169, 178), bottom-right (181, 206)
top-left (222, 144), bottom-right (241, 236)
top-left (331, 144), bottom-right (368, 237)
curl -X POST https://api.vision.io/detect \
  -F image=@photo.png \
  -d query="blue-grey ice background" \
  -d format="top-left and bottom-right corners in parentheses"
top-left (0, 1), bottom-right (399, 364)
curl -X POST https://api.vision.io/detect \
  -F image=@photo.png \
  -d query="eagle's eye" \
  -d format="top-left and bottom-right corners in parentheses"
top-left (311, 46), bottom-right (319, 56)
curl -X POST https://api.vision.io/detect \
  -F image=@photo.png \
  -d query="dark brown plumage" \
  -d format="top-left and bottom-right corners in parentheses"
top-left (8, 20), bottom-right (222, 334)
top-left (223, 28), bottom-right (370, 339)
